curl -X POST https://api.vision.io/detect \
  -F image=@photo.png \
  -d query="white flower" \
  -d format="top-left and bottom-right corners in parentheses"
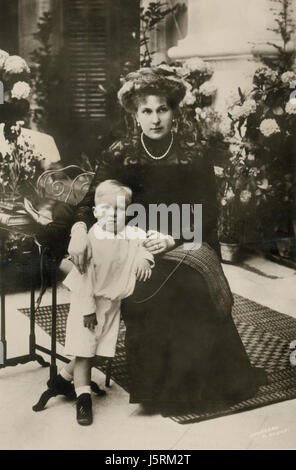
top-left (0, 49), bottom-right (9, 69)
top-left (182, 58), bottom-right (213, 76)
top-left (11, 81), bottom-right (31, 100)
top-left (194, 107), bottom-right (202, 121)
top-left (199, 82), bottom-right (217, 97)
top-left (242, 99), bottom-right (257, 116)
top-left (157, 64), bottom-right (175, 74)
top-left (231, 105), bottom-right (245, 120)
top-left (257, 178), bottom-right (269, 190)
top-left (183, 90), bottom-right (196, 106)
top-left (117, 81), bottom-right (134, 102)
top-left (180, 83), bottom-right (196, 106)
top-left (247, 153), bottom-right (255, 162)
top-left (219, 119), bottom-right (232, 136)
top-left (259, 119), bottom-right (280, 137)
top-left (281, 71), bottom-right (296, 84)
top-left (225, 188), bottom-right (235, 201)
top-left (4, 55), bottom-right (30, 75)
top-left (285, 101), bottom-right (296, 114)
top-left (221, 198), bottom-right (227, 206)
top-left (229, 143), bottom-right (241, 155)
top-left (249, 168), bottom-right (260, 177)
top-left (214, 166), bottom-right (224, 177)
top-left (255, 66), bottom-right (278, 82)
top-left (240, 190), bottom-right (252, 204)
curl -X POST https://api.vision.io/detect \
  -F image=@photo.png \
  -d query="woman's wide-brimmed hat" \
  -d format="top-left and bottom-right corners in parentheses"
top-left (117, 66), bottom-right (186, 113)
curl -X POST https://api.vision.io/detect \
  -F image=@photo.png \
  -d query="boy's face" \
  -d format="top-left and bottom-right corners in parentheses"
top-left (93, 193), bottom-right (127, 233)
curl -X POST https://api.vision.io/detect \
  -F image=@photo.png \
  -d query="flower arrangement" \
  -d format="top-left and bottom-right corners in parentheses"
top-left (157, 59), bottom-right (221, 145)
top-left (0, 50), bottom-right (42, 202)
top-left (0, 122), bottom-right (41, 200)
top-left (215, 140), bottom-right (273, 246)
top-left (0, 49), bottom-right (31, 125)
top-left (220, 0), bottom-right (296, 255)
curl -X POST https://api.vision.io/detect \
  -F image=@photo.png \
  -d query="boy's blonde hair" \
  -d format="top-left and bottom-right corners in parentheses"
top-left (94, 179), bottom-right (132, 205)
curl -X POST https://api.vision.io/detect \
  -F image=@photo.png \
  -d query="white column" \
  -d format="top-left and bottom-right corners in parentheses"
top-left (168, 0), bottom-right (294, 59)
top-left (168, 0), bottom-right (296, 114)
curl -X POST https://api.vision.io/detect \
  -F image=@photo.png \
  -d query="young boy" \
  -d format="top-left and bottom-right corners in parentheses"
top-left (60, 180), bottom-right (154, 425)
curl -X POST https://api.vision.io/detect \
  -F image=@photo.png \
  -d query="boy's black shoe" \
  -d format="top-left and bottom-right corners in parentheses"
top-left (76, 393), bottom-right (93, 426)
top-left (46, 374), bottom-right (76, 400)
top-left (90, 381), bottom-right (106, 396)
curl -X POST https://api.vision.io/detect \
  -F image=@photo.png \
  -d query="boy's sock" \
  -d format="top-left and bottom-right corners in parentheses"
top-left (75, 385), bottom-right (91, 397)
top-left (60, 368), bottom-right (73, 382)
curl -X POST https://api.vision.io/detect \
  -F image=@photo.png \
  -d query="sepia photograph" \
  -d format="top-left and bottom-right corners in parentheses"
top-left (0, 0), bottom-right (296, 452)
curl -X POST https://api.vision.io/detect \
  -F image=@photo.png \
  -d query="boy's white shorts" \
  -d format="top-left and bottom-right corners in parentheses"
top-left (64, 293), bottom-right (121, 358)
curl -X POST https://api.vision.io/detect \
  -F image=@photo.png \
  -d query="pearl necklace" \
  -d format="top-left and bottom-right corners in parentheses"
top-left (141, 132), bottom-right (174, 160)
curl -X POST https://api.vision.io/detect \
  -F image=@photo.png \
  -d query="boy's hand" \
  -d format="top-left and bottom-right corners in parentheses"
top-left (135, 258), bottom-right (152, 282)
top-left (83, 313), bottom-right (97, 331)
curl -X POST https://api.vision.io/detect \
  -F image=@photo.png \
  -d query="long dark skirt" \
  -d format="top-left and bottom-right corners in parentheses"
top-left (122, 257), bottom-right (266, 410)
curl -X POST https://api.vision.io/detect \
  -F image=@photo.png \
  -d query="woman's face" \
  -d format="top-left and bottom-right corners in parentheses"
top-left (135, 95), bottom-right (174, 140)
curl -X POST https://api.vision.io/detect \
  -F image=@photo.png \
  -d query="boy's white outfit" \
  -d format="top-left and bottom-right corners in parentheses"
top-left (64, 224), bottom-right (154, 358)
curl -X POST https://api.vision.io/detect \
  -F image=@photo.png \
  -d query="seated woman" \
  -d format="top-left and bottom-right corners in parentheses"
top-left (65, 67), bottom-right (266, 412)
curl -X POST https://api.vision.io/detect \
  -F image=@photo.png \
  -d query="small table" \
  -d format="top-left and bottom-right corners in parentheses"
top-left (0, 222), bottom-right (113, 412)
top-left (0, 223), bottom-right (63, 380)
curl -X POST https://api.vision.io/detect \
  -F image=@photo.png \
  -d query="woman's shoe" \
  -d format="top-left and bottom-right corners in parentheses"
top-left (76, 393), bottom-right (93, 426)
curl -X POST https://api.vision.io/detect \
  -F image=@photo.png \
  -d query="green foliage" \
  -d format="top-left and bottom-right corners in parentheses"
top-left (221, 0), bottom-right (296, 250)
top-left (264, 0), bottom-right (295, 71)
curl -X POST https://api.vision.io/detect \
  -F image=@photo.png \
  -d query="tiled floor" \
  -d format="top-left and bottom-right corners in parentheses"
top-left (1, 255), bottom-right (296, 450)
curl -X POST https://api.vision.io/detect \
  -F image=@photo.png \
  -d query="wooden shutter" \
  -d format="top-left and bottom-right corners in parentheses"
top-left (64, 0), bottom-right (108, 123)
top-left (64, 0), bottom-right (139, 124)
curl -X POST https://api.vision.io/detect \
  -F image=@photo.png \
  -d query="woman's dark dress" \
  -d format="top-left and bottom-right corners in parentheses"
top-left (74, 137), bottom-right (266, 409)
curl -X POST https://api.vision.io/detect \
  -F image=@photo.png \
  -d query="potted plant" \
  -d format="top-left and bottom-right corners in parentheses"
top-left (216, 160), bottom-right (242, 263)
top-left (215, 137), bottom-right (273, 262)
top-left (0, 121), bottom-right (41, 208)
top-left (0, 49), bottom-right (42, 208)
top-left (222, 0), bottom-right (296, 260)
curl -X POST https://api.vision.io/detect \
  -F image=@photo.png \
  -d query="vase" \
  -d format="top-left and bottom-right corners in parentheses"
top-left (219, 242), bottom-right (240, 264)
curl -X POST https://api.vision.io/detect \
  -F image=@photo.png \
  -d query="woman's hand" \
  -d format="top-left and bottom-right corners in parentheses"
top-left (143, 230), bottom-right (175, 255)
top-left (68, 226), bottom-right (92, 274)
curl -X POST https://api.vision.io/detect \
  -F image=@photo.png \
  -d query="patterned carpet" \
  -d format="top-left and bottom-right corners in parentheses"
top-left (19, 294), bottom-right (296, 424)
